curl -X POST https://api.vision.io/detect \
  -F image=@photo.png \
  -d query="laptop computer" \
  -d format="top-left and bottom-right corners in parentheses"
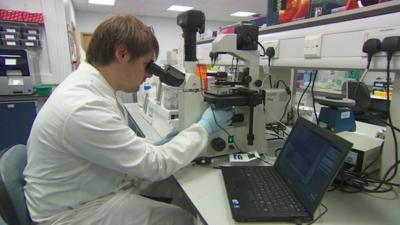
top-left (221, 117), bottom-right (352, 222)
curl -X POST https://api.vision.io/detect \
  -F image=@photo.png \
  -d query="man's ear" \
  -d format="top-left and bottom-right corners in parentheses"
top-left (115, 45), bottom-right (128, 63)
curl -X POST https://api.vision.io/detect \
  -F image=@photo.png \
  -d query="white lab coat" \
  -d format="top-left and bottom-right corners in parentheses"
top-left (23, 62), bottom-right (208, 224)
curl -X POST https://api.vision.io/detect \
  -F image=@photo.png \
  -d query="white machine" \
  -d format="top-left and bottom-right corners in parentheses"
top-left (0, 49), bottom-right (34, 95)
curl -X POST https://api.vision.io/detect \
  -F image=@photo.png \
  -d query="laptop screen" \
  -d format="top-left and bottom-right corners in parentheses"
top-left (274, 118), bottom-right (349, 213)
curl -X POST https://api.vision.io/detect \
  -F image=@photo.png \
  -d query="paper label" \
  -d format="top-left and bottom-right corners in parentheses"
top-left (341, 111), bottom-right (351, 119)
top-left (6, 41), bottom-right (16, 46)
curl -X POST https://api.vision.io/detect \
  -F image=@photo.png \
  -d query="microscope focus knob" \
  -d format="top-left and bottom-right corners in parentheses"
top-left (254, 80), bottom-right (262, 87)
top-left (211, 138), bottom-right (226, 152)
top-left (243, 75), bottom-right (252, 84)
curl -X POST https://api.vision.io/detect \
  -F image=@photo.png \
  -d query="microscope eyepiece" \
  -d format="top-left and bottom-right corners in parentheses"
top-left (146, 61), bottom-right (185, 87)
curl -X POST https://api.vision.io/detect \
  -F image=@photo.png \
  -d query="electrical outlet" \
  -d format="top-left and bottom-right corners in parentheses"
top-left (260, 40), bottom-right (279, 59)
top-left (304, 34), bottom-right (322, 58)
top-left (364, 26), bottom-right (400, 56)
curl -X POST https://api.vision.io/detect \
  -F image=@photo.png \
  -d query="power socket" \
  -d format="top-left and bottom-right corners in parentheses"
top-left (260, 39), bottom-right (279, 59)
top-left (364, 26), bottom-right (400, 57)
top-left (304, 34), bottom-right (322, 58)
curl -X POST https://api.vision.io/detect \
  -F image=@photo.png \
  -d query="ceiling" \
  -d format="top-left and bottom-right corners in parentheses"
top-left (72, 0), bottom-right (267, 22)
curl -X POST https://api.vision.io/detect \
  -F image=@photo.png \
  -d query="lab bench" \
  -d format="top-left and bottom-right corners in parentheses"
top-left (175, 164), bottom-right (400, 225)
top-left (125, 102), bottom-right (399, 225)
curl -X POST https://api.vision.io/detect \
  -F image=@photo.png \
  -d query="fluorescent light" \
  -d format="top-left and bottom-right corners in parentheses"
top-left (167, 5), bottom-right (193, 12)
top-left (230, 11), bottom-right (256, 17)
top-left (88, 0), bottom-right (115, 6)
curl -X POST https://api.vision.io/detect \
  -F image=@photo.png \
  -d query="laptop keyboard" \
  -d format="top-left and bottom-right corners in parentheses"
top-left (240, 167), bottom-right (304, 213)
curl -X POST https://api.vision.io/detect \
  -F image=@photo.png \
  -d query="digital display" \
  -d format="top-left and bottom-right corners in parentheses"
top-left (5, 58), bottom-right (17, 65)
top-left (8, 77), bottom-right (24, 86)
top-left (275, 123), bottom-right (342, 210)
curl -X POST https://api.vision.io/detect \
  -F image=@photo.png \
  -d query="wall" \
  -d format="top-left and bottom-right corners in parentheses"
top-left (0, 0), bottom-right (41, 12)
top-left (75, 10), bottom-right (230, 62)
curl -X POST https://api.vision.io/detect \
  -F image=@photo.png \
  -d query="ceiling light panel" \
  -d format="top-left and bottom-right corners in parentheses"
top-left (88, 0), bottom-right (115, 6)
top-left (167, 5), bottom-right (193, 12)
top-left (230, 11), bottom-right (256, 17)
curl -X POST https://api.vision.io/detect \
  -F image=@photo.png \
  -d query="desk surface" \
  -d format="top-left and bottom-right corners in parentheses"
top-left (175, 165), bottom-right (400, 225)
top-left (125, 102), bottom-right (398, 225)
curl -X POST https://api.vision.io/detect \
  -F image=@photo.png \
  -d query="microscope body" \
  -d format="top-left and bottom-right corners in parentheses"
top-left (153, 11), bottom-right (268, 157)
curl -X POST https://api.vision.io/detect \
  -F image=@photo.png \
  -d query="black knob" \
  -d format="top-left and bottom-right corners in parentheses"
top-left (254, 80), bottom-right (262, 87)
top-left (232, 114), bottom-right (244, 123)
top-left (211, 138), bottom-right (226, 152)
top-left (243, 75), bottom-right (252, 84)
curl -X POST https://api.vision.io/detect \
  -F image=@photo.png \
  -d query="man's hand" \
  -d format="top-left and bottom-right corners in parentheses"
top-left (153, 131), bottom-right (178, 146)
top-left (198, 107), bottom-right (234, 134)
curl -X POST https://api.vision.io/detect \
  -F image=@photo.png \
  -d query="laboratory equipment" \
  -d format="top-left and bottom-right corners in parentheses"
top-left (315, 95), bottom-right (356, 132)
top-left (202, 24), bottom-right (267, 155)
top-left (147, 11), bottom-right (267, 157)
top-left (0, 49), bottom-right (34, 95)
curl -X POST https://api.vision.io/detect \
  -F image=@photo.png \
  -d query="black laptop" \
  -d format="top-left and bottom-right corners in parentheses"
top-left (221, 118), bottom-right (352, 222)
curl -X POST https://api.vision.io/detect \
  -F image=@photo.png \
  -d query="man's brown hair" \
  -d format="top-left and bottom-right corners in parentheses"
top-left (86, 15), bottom-right (159, 65)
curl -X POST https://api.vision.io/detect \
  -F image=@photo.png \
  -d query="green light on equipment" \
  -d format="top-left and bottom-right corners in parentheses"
top-left (228, 136), bottom-right (235, 143)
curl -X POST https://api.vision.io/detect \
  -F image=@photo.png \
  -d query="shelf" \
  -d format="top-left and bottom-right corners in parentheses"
top-left (196, 1), bottom-right (400, 45)
top-left (259, 1), bottom-right (400, 35)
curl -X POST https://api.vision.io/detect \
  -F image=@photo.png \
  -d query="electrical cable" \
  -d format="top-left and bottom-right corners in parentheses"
top-left (235, 58), bottom-right (239, 81)
top-left (306, 203), bottom-right (328, 225)
top-left (257, 41), bottom-right (266, 57)
top-left (310, 70), bottom-right (319, 125)
top-left (256, 154), bottom-right (273, 166)
top-left (334, 142), bottom-right (400, 193)
top-left (340, 41), bottom-right (400, 192)
top-left (374, 50), bottom-right (399, 189)
top-left (274, 147), bottom-right (282, 157)
top-left (260, 72), bottom-right (274, 90)
top-left (265, 122), bottom-right (289, 137)
top-left (275, 80), bottom-right (292, 122)
top-left (269, 75), bottom-right (273, 89)
top-left (363, 111), bottom-right (400, 132)
top-left (297, 71), bottom-right (314, 119)
top-left (266, 137), bottom-right (284, 141)
top-left (280, 94), bottom-right (292, 122)
top-left (230, 56), bottom-right (235, 75)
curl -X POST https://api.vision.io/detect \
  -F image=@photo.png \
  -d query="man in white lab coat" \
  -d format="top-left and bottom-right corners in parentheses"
top-left (23, 15), bottom-right (233, 225)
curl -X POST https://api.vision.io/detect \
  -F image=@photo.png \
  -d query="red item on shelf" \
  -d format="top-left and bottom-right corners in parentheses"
top-left (279, 0), bottom-right (311, 24)
top-left (0, 9), bottom-right (27, 22)
top-left (345, 0), bottom-right (360, 10)
top-left (220, 27), bottom-right (235, 34)
top-left (24, 12), bottom-right (44, 25)
top-left (0, 9), bottom-right (44, 25)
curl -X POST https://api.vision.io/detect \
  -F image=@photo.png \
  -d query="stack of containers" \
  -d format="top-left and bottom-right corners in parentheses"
top-left (0, 9), bottom-right (42, 48)
top-left (0, 24), bottom-right (40, 48)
